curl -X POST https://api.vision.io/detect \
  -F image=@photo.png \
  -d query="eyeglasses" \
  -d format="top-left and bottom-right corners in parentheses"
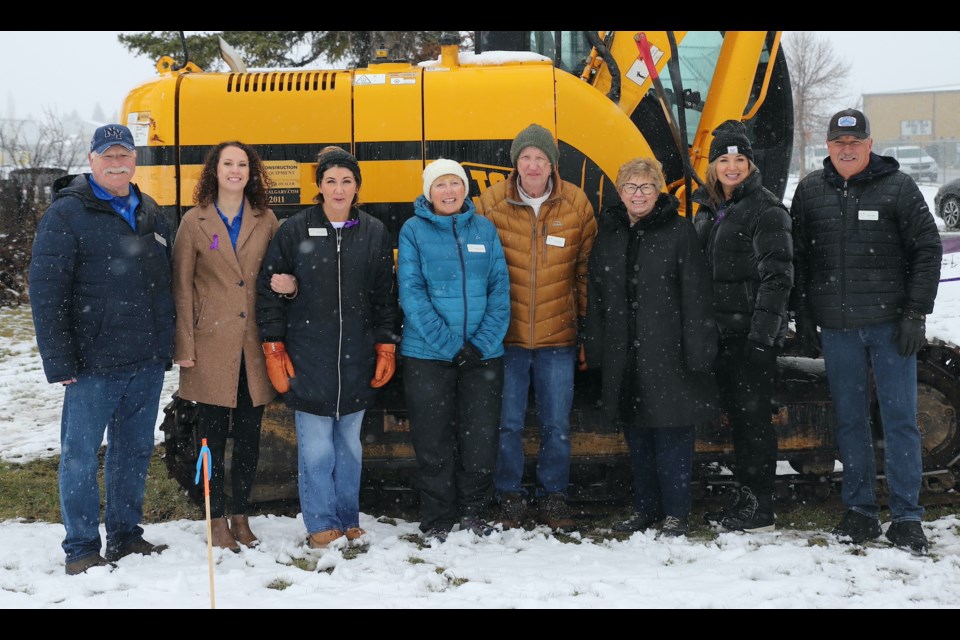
top-left (621, 182), bottom-right (657, 195)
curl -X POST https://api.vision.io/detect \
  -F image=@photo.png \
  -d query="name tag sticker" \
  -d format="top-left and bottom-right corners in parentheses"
top-left (308, 227), bottom-right (328, 236)
top-left (859, 210), bottom-right (879, 221)
top-left (546, 235), bottom-right (565, 247)
top-left (467, 244), bottom-right (486, 253)
top-left (154, 232), bottom-right (167, 247)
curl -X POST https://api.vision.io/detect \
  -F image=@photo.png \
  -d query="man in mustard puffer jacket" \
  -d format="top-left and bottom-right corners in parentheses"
top-left (477, 123), bottom-right (597, 532)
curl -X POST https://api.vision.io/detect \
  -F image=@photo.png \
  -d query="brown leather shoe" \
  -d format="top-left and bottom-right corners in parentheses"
top-left (211, 517), bottom-right (240, 553)
top-left (307, 529), bottom-right (343, 549)
top-left (230, 515), bottom-right (260, 548)
top-left (344, 527), bottom-right (366, 541)
top-left (65, 554), bottom-right (116, 575)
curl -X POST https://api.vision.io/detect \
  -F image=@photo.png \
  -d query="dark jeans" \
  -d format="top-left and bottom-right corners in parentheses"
top-left (195, 358), bottom-right (265, 518)
top-left (404, 356), bottom-right (503, 532)
top-left (715, 336), bottom-right (778, 496)
top-left (622, 424), bottom-right (696, 519)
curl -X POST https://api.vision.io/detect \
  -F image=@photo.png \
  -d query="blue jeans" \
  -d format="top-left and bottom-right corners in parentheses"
top-left (295, 410), bottom-right (364, 534)
top-left (59, 363), bottom-right (165, 563)
top-left (622, 425), bottom-right (696, 519)
top-left (821, 322), bottom-right (923, 522)
top-left (495, 346), bottom-right (576, 497)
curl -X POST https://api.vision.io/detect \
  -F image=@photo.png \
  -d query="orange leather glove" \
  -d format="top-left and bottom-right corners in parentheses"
top-left (262, 341), bottom-right (295, 394)
top-left (370, 343), bottom-right (396, 388)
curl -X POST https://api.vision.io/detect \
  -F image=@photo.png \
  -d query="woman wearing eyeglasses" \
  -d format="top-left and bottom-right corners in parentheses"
top-left (583, 157), bottom-right (718, 538)
top-left (692, 120), bottom-right (793, 534)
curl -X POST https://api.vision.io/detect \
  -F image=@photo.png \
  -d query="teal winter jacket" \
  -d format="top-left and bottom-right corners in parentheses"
top-left (398, 195), bottom-right (510, 361)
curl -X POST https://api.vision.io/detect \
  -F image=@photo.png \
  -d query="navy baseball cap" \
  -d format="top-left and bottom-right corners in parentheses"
top-left (90, 124), bottom-right (136, 154)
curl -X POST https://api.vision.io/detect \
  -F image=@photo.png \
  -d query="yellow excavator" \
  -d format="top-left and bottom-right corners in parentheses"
top-left (121, 30), bottom-right (960, 505)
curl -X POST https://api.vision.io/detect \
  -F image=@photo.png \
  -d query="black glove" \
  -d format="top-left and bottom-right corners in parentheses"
top-left (744, 339), bottom-right (777, 365)
top-left (453, 342), bottom-right (484, 368)
top-left (794, 317), bottom-right (822, 358)
top-left (894, 312), bottom-right (926, 358)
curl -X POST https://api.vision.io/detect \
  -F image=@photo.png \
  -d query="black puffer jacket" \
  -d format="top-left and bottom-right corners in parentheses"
top-left (256, 205), bottom-right (399, 418)
top-left (789, 153), bottom-right (941, 328)
top-left (693, 170), bottom-right (794, 346)
top-left (29, 174), bottom-right (175, 383)
top-left (585, 194), bottom-right (718, 428)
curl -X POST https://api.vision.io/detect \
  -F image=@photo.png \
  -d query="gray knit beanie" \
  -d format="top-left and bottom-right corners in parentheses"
top-left (510, 123), bottom-right (560, 168)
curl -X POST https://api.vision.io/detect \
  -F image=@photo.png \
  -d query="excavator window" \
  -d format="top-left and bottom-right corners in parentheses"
top-left (656, 31), bottom-right (724, 143)
top-left (527, 31), bottom-right (592, 72)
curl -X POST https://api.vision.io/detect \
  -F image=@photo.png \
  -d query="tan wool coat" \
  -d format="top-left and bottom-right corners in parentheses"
top-left (476, 169), bottom-right (597, 349)
top-left (172, 201), bottom-right (280, 408)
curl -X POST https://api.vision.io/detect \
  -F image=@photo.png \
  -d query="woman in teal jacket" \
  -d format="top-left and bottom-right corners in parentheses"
top-left (398, 158), bottom-right (511, 542)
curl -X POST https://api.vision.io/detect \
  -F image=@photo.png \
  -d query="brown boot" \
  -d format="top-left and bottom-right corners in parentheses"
top-left (307, 529), bottom-right (343, 549)
top-left (230, 515), bottom-right (260, 548)
top-left (210, 517), bottom-right (240, 553)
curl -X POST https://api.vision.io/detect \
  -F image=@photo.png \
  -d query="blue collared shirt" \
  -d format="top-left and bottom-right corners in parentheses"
top-left (88, 175), bottom-right (140, 231)
top-left (215, 201), bottom-right (245, 251)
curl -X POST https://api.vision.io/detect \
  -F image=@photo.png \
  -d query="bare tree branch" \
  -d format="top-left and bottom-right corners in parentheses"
top-left (783, 32), bottom-right (854, 178)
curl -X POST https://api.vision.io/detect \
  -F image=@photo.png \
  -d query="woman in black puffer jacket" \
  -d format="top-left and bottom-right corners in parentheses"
top-left (692, 120), bottom-right (793, 534)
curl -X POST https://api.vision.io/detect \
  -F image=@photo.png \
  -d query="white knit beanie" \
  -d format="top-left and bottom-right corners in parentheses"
top-left (422, 158), bottom-right (469, 202)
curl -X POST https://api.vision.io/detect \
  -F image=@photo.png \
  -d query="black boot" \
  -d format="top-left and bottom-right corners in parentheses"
top-left (719, 487), bottom-right (775, 533)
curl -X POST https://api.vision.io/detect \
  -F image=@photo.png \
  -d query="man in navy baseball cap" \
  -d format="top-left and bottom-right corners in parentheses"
top-left (30, 120), bottom-right (173, 575)
top-left (90, 124), bottom-right (136, 154)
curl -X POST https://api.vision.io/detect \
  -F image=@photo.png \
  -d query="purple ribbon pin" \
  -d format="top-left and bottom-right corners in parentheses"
top-left (210, 234), bottom-right (219, 250)
top-left (343, 219), bottom-right (359, 229)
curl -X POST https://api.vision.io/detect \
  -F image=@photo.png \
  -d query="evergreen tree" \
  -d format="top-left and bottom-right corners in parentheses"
top-left (117, 31), bottom-right (468, 71)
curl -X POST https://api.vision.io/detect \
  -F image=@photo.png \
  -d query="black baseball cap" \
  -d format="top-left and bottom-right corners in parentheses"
top-left (827, 109), bottom-right (870, 141)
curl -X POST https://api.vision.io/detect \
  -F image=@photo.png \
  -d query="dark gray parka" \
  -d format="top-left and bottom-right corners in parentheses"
top-left (584, 194), bottom-right (718, 428)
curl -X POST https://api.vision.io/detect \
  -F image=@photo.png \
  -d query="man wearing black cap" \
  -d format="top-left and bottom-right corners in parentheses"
top-left (29, 124), bottom-right (173, 574)
top-left (789, 108), bottom-right (942, 554)
top-left (477, 123), bottom-right (597, 532)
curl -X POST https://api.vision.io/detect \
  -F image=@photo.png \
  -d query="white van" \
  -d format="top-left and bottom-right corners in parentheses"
top-left (880, 146), bottom-right (938, 182)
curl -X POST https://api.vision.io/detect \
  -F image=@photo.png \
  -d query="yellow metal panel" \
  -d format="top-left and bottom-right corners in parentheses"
top-left (130, 164), bottom-right (179, 206)
top-left (122, 76), bottom-right (178, 148)
top-left (177, 71), bottom-right (353, 145)
top-left (359, 159), bottom-right (423, 204)
top-left (423, 63), bottom-right (556, 142)
top-left (353, 65), bottom-right (422, 143)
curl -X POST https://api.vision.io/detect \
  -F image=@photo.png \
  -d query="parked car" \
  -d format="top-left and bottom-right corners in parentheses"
top-left (935, 177), bottom-right (960, 230)
top-left (881, 145), bottom-right (939, 182)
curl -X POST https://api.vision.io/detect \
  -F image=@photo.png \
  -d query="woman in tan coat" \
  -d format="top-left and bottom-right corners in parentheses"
top-left (173, 141), bottom-right (280, 551)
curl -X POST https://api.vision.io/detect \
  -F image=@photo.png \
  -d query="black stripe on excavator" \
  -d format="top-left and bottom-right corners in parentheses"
top-left (355, 141), bottom-right (421, 162)
top-left (135, 141), bottom-right (421, 167)
top-left (424, 140), bottom-right (513, 168)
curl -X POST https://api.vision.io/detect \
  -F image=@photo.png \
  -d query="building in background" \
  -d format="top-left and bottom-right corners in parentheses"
top-left (863, 86), bottom-right (960, 184)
